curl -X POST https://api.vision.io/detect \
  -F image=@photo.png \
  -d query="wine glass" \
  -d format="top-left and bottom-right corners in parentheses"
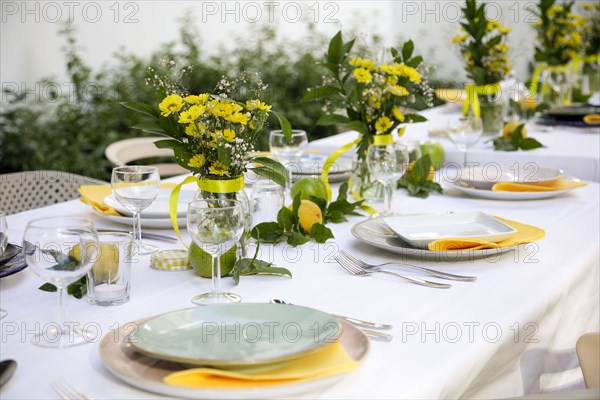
top-left (366, 143), bottom-right (409, 217)
top-left (269, 130), bottom-right (308, 200)
top-left (111, 166), bottom-right (160, 255)
top-left (23, 217), bottom-right (99, 347)
top-left (447, 116), bottom-right (483, 166)
top-left (187, 199), bottom-right (244, 305)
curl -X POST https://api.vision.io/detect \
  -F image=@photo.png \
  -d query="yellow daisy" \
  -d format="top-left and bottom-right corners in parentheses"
top-left (158, 94), bottom-right (183, 117)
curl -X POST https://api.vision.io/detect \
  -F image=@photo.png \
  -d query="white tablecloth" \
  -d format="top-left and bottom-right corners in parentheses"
top-left (1, 177), bottom-right (599, 399)
top-left (309, 106), bottom-right (600, 182)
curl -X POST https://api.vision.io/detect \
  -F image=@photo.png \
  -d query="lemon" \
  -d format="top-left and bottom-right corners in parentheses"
top-left (521, 97), bottom-right (537, 110)
top-left (583, 114), bottom-right (600, 124)
top-left (290, 177), bottom-right (328, 201)
top-left (503, 121), bottom-right (527, 141)
top-left (189, 242), bottom-right (237, 278)
top-left (406, 161), bottom-right (435, 182)
top-left (289, 200), bottom-right (323, 233)
top-left (70, 243), bottom-right (119, 283)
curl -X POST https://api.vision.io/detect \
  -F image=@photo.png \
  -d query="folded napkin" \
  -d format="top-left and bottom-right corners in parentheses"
top-left (428, 217), bottom-right (545, 251)
top-left (163, 342), bottom-right (360, 388)
top-left (491, 178), bottom-right (587, 192)
top-left (79, 183), bottom-right (177, 216)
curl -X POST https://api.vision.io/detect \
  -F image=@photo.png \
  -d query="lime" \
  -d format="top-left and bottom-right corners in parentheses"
top-left (189, 242), bottom-right (237, 278)
top-left (290, 177), bottom-right (328, 201)
top-left (419, 140), bottom-right (445, 170)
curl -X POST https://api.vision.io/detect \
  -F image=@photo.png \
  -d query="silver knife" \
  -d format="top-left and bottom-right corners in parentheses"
top-left (96, 230), bottom-right (179, 243)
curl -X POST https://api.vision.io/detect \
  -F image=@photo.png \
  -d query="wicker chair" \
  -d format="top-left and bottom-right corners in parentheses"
top-left (104, 137), bottom-right (188, 177)
top-left (0, 170), bottom-right (107, 215)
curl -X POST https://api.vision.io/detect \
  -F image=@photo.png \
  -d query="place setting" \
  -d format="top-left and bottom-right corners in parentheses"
top-left (444, 164), bottom-right (588, 200)
top-left (98, 303), bottom-right (370, 399)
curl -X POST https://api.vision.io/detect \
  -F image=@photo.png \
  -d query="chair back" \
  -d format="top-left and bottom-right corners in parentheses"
top-left (0, 170), bottom-right (106, 215)
top-left (104, 137), bottom-right (188, 177)
top-left (577, 333), bottom-right (600, 389)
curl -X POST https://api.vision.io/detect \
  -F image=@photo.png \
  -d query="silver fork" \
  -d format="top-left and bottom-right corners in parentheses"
top-left (339, 250), bottom-right (476, 282)
top-left (335, 254), bottom-right (451, 289)
top-left (51, 380), bottom-right (94, 400)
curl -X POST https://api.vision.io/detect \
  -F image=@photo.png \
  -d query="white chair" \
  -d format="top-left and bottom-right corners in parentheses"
top-left (577, 332), bottom-right (600, 389)
top-left (0, 170), bottom-right (106, 215)
top-left (104, 137), bottom-right (188, 177)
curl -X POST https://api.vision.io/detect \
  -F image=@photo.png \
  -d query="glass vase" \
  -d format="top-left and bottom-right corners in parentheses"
top-left (193, 184), bottom-right (251, 258)
top-left (539, 68), bottom-right (575, 107)
top-left (350, 153), bottom-right (384, 203)
top-left (479, 97), bottom-right (504, 137)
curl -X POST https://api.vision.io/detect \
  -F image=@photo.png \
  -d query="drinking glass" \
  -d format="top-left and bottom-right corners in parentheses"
top-left (269, 130), bottom-right (308, 199)
top-left (367, 143), bottom-right (409, 217)
top-left (111, 166), bottom-right (160, 255)
top-left (187, 199), bottom-right (244, 305)
top-left (447, 116), bottom-right (483, 166)
top-left (250, 179), bottom-right (284, 228)
top-left (23, 217), bottom-right (99, 347)
top-left (0, 212), bottom-right (7, 319)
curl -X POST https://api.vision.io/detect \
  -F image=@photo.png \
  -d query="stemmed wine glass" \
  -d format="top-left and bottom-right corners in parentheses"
top-left (366, 143), bottom-right (409, 217)
top-left (187, 199), bottom-right (244, 305)
top-left (447, 116), bottom-right (483, 166)
top-left (269, 130), bottom-right (308, 200)
top-left (23, 217), bottom-right (99, 347)
top-left (111, 166), bottom-right (160, 255)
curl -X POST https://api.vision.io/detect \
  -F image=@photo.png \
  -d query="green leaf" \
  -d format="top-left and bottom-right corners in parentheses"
top-left (132, 122), bottom-right (167, 135)
top-left (154, 139), bottom-right (185, 152)
top-left (316, 114), bottom-right (350, 126)
top-left (404, 114), bottom-right (427, 123)
top-left (291, 193), bottom-right (302, 227)
top-left (39, 283), bottom-right (57, 292)
top-left (325, 210), bottom-right (347, 223)
top-left (250, 222), bottom-right (284, 243)
top-left (337, 182), bottom-right (349, 201)
top-left (277, 207), bottom-right (293, 231)
top-left (270, 111), bottom-right (292, 142)
top-left (520, 137), bottom-right (544, 150)
top-left (342, 120), bottom-right (369, 135)
top-left (309, 223), bottom-right (334, 243)
top-left (120, 101), bottom-right (159, 119)
top-left (327, 31), bottom-right (344, 64)
top-left (248, 156), bottom-right (289, 186)
top-left (341, 38), bottom-right (356, 59)
top-left (510, 124), bottom-right (525, 145)
top-left (406, 56), bottom-right (423, 69)
top-left (303, 86), bottom-right (340, 102)
top-left (308, 196), bottom-right (328, 213)
top-left (234, 258), bottom-right (292, 279)
top-left (287, 232), bottom-right (310, 246)
top-left (493, 137), bottom-right (518, 151)
top-left (402, 40), bottom-right (414, 61)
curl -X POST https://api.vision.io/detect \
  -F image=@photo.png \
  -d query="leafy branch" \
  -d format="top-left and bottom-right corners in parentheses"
top-left (493, 124), bottom-right (544, 151)
top-left (397, 154), bottom-right (443, 198)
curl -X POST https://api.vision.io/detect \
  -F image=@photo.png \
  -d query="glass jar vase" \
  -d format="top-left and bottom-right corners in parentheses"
top-left (479, 96), bottom-right (504, 137)
top-left (350, 153), bottom-right (384, 203)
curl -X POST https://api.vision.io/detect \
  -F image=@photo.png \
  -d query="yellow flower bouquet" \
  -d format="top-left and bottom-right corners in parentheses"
top-left (305, 31), bottom-right (432, 200)
top-left (123, 67), bottom-right (291, 246)
top-left (454, 0), bottom-right (512, 135)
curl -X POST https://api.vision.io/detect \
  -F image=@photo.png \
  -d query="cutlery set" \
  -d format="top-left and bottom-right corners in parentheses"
top-left (270, 299), bottom-right (393, 342)
top-left (335, 250), bottom-right (477, 289)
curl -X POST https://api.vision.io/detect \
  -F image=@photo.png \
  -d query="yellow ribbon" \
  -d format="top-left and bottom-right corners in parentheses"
top-left (320, 134), bottom-right (393, 216)
top-left (572, 54), bottom-right (600, 72)
top-left (169, 176), bottom-right (245, 245)
top-left (462, 83), bottom-right (501, 118)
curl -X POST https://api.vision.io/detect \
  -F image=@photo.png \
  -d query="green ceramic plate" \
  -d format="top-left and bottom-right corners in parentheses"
top-left (129, 303), bottom-right (342, 366)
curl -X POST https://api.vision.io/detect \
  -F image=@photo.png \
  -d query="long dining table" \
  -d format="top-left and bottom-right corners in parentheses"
top-left (1, 165), bottom-right (598, 399)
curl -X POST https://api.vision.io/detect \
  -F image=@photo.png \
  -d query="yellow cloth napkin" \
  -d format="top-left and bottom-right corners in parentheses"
top-left (491, 177), bottom-right (587, 192)
top-left (163, 342), bottom-right (360, 388)
top-left (428, 217), bottom-right (545, 251)
top-left (79, 183), bottom-right (177, 216)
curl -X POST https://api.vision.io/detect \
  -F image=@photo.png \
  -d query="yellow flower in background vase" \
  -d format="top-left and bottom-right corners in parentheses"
top-left (349, 57), bottom-right (376, 71)
top-left (246, 99), bottom-right (272, 111)
top-left (178, 105), bottom-right (204, 124)
top-left (159, 94), bottom-right (183, 116)
top-left (353, 68), bottom-right (373, 83)
top-left (188, 154), bottom-right (206, 168)
top-left (392, 107), bottom-right (405, 122)
top-left (221, 129), bottom-right (236, 143)
top-left (209, 161), bottom-right (230, 177)
top-left (389, 85), bottom-right (409, 97)
top-left (225, 112), bottom-right (249, 125)
top-left (375, 116), bottom-right (392, 133)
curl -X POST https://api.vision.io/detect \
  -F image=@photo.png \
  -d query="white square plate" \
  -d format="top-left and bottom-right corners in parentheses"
top-left (383, 212), bottom-right (517, 249)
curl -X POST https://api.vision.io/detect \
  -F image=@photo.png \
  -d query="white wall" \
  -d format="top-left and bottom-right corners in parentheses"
top-left (1, 0), bottom-right (543, 93)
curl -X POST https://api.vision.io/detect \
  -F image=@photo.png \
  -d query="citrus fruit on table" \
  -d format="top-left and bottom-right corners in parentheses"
top-left (69, 243), bottom-right (119, 283)
top-left (189, 242), bottom-right (237, 278)
top-left (419, 140), bottom-right (445, 170)
top-left (583, 114), bottom-right (600, 124)
top-left (405, 161), bottom-right (435, 182)
top-left (289, 200), bottom-right (323, 233)
top-left (503, 121), bottom-right (527, 141)
top-left (290, 177), bottom-right (328, 201)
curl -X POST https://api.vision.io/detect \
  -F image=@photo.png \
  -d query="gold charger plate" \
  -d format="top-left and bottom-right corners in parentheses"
top-left (99, 317), bottom-right (369, 399)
